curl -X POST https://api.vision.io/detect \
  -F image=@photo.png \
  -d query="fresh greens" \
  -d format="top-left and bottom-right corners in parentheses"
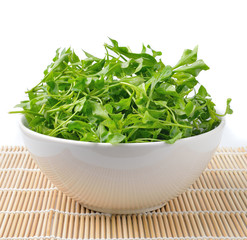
top-left (10, 39), bottom-right (233, 144)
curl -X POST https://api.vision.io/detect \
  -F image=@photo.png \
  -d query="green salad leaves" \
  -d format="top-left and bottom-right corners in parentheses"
top-left (11, 39), bottom-right (233, 144)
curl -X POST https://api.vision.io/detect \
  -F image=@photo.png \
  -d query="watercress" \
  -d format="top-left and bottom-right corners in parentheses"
top-left (11, 39), bottom-right (233, 144)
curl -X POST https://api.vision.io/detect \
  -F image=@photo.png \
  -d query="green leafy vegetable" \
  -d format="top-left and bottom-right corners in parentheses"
top-left (10, 39), bottom-right (233, 144)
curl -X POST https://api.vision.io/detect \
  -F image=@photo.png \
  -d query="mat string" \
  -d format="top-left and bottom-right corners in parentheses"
top-left (0, 168), bottom-right (40, 172)
top-left (214, 151), bottom-right (247, 155)
top-left (0, 236), bottom-right (247, 240)
top-left (0, 187), bottom-right (246, 193)
top-left (0, 208), bottom-right (246, 217)
top-left (187, 188), bottom-right (247, 192)
top-left (0, 147), bottom-right (246, 155)
top-left (0, 167), bottom-right (246, 172)
top-left (0, 187), bottom-right (58, 191)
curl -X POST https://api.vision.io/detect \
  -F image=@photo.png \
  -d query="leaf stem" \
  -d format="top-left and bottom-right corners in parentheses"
top-left (49, 112), bottom-right (77, 136)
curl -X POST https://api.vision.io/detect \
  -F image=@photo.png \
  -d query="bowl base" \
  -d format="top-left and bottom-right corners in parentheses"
top-left (80, 202), bottom-right (167, 214)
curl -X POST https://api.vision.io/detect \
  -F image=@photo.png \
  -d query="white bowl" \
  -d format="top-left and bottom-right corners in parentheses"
top-left (19, 116), bottom-right (225, 214)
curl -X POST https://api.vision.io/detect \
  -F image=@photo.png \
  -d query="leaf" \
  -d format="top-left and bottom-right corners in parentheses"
top-left (90, 101), bottom-right (108, 119)
top-left (68, 121), bottom-right (89, 131)
top-left (50, 51), bottom-right (69, 73)
top-left (173, 108), bottom-right (186, 116)
top-left (83, 50), bottom-right (101, 61)
top-left (107, 132), bottom-right (126, 144)
top-left (173, 72), bottom-right (198, 88)
top-left (102, 118), bottom-right (117, 130)
top-left (174, 59), bottom-right (209, 76)
top-left (133, 58), bottom-right (143, 73)
top-left (170, 126), bottom-right (181, 138)
top-left (106, 38), bottom-right (157, 66)
top-left (154, 100), bottom-right (168, 107)
top-left (147, 45), bottom-right (162, 58)
top-left (28, 116), bottom-right (46, 128)
top-left (185, 101), bottom-right (194, 116)
top-left (89, 77), bottom-right (105, 90)
top-left (216, 98), bottom-right (233, 116)
top-left (174, 46), bottom-right (198, 69)
top-left (156, 83), bottom-right (178, 97)
top-left (104, 103), bottom-right (113, 113)
top-left (112, 97), bottom-right (131, 112)
top-left (146, 65), bottom-right (173, 98)
top-left (47, 80), bottom-right (59, 95)
top-left (148, 109), bottom-right (166, 119)
top-left (87, 59), bottom-right (105, 74)
top-left (70, 50), bottom-right (80, 63)
top-left (110, 112), bottom-right (124, 122)
top-left (120, 76), bottom-right (145, 86)
top-left (96, 123), bottom-right (109, 142)
top-left (226, 98), bottom-right (233, 114)
top-left (165, 132), bottom-right (183, 144)
top-left (141, 44), bottom-right (146, 53)
top-left (14, 101), bottom-right (30, 109)
top-left (197, 85), bottom-right (210, 98)
top-left (72, 78), bottom-right (87, 92)
top-left (143, 111), bottom-right (157, 123)
top-left (158, 65), bottom-right (173, 81)
top-left (74, 97), bottom-right (86, 112)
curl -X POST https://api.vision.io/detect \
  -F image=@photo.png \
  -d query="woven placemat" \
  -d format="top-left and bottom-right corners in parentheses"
top-left (0, 146), bottom-right (246, 240)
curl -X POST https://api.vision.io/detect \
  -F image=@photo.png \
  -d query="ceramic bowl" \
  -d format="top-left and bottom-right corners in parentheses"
top-left (19, 116), bottom-right (225, 214)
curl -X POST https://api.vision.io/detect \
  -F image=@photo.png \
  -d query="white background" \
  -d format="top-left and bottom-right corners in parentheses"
top-left (0, 0), bottom-right (246, 147)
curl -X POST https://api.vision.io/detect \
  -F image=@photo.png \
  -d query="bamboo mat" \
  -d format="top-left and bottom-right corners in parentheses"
top-left (0, 146), bottom-right (246, 240)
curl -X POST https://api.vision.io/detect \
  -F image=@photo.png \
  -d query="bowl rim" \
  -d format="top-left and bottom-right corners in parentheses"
top-left (19, 115), bottom-right (225, 147)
